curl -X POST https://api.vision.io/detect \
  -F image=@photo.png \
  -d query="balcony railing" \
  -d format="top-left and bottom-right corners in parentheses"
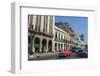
top-left (28, 28), bottom-right (54, 38)
top-left (55, 38), bottom-right (67, 43)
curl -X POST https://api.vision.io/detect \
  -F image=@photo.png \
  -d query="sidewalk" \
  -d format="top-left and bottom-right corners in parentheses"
top-left (34, 52), bottom-right (58, 56)
top-left (28, 52), bottom-right (59, 60)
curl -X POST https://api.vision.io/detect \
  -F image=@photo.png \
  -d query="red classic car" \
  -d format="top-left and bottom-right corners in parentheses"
top-left (58, 50), bottom-right (73, 57)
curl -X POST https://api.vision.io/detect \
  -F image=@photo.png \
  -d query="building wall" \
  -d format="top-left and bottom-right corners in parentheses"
top-left (54, 26), bottom-right (68, 52)
top-left (28, 15), bottom-right (54, 35)
top-left (28, 15), bottom-right (86, 54)
top-left (74, 33), bottom-right (86, 49)
top-left (28, 15), bottom-right (54, 53)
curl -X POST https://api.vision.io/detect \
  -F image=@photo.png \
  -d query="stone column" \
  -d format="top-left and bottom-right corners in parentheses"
top-left (56, 43), bottom-right (58, 52)
top-left (32, 38), bottom-right (35, 53)
top-left (63, 43), bottom-right (64, 51)
top-left (39, 38), bottom-right (42, 53)
top-left (52, 40), bottom-right (55, 52)
top-left (47, 16), bottom-right (50, 34)
top-left (52, 16), bottom-right (55, 36)
top-left (46, 40), bottom-right (48, 53)
top-left (40, 16), bottom-right (44, 32)
top-left (58, 43), bottom-right (59, 52)
top-left (32, 15), bottom-right (36, 30)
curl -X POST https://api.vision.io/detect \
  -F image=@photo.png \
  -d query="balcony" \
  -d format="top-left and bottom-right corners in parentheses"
top-left (55, 38), bottom-right (67, 43)
top-left (42, 32), bottom-right (54, 38)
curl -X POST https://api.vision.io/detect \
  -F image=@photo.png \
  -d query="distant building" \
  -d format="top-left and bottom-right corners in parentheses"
top-left (74, 33), bottom-right (86, 49)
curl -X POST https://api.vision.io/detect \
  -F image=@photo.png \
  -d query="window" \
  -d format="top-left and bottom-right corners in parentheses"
top-left (55, 32), bottom-right (57, 39)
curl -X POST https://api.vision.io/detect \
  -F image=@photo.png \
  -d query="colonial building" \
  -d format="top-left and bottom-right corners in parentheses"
top-left (54, 26), bottom-right (68, 52)
top-left (73, 33), bottom-right (86, 49)
top-left (28, 15), bottom-right (86, 55)
top-left (55, 22), bottom-right (74, 50)
top-left (28, 15), bottom-right (55, 54)
top-left (66, 23), bottom-right (75, 49)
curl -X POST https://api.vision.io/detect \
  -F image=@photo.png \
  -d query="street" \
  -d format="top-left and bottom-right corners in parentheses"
top-left (28, 52), bottom-right (87, 61)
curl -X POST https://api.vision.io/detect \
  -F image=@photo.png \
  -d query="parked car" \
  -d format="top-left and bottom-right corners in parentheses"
top-left (58, 50), bottom-right (73, 57)
top-left (71, 47), bottom-right (81, 52)
top-left (76, 50), bottom-right (88, 58)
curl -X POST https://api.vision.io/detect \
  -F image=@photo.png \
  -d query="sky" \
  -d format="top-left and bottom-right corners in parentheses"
top-left (55, 16), bottom-right (88, 44)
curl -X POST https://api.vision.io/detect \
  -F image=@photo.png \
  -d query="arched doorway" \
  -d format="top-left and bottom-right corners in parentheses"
top-left (42, 39), bottom-right (47, 53)
top-left (55, 43), bottom-right (57, 52)
top-left (34, 37), bottom-right (40, 53)
top-left (58, 43), bottom-right (60, 52)
top-left (48, 40), bottom-right (52, 52)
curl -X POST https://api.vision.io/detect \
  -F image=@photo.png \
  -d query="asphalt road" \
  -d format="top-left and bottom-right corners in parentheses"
top-left (28, 52), bottom-right (87, 61)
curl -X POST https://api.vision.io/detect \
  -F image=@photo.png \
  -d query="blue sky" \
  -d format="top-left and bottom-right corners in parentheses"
top-left (55, 16), bottom-right (88, 44)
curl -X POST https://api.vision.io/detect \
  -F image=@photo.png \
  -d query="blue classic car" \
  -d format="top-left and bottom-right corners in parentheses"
top-left (76, 50), bottom-right (88, 58)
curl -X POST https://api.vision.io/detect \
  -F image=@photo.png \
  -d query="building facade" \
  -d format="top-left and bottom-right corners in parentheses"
top-left (55, 22), bottom-right (75, 50)
top-left (54, 26), bottom-right (68, 52)
top-left (66, 24), bottom-right (75, 49)
top-left (73, 33), bottom-right (86, 49)
top-left (28, 15), bottom-right (55, 54)
top-left (28, 15), bottom-right (86, 54)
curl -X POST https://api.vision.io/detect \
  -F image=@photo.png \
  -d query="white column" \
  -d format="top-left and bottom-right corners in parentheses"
top-left (28, 15), bottom-right (31, 28)
top-left (52, 16), bottom-right (55, 52)
top-left (58, 43), bottom-right (59, 52)
top-left (32, 15), bottom-right (36, 30)
top-left (40, 16), bottom-right (44, 32)
top-left (47, 40), bottom-right (48, 53)
top-left (35, 16), bottom-right (38, 31)
top-left (44, 16), bottom-right (46, 33)
top-left (32, 38), bottom-right (35, 53)
top-left (47, 16), bottom-right (50, 34)
top-left (52, 16), bottom-right (55, 36)
top-left (52, 40), bottom-right (55, 52)
top-left (35, 15), bottom-right (40, 31)
top-left (37, 16), bottom-right (40, 31)
top-left (59, 33), bottom-right (61, 40)
top-left (39, 38), bottom-right (42, 53)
